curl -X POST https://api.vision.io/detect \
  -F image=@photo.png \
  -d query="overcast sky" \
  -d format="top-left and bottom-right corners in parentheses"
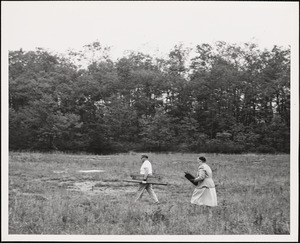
top-left (2, 1), bottom-right (298, 60)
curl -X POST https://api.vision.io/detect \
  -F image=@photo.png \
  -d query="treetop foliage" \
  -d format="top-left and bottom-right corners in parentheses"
top-left (9, 41), bottom-right (290, 154)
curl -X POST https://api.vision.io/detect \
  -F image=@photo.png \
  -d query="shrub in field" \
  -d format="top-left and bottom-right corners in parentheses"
top-left (202, 139), bottom-right (245, 154)
top-left (256, 145), bottom-right (276, 154)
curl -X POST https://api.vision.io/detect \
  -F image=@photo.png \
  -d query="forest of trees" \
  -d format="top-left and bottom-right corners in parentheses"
top-left (9, 41), bottom-right (290, 154)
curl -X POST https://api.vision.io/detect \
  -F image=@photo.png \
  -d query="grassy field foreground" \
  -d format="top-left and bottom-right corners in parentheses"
top-left (8, 152), bottom-right (290, 235)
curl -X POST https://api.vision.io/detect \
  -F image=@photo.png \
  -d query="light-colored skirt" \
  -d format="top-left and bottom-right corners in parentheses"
top-left (191, 187), bottom-right (217, 207)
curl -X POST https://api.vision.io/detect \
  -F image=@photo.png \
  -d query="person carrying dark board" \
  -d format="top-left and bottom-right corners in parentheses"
top-left (188, 156), bottom-right (218, 207)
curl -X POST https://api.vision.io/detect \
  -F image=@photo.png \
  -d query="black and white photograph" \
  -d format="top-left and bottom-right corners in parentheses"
top-left (1, 1), bottom-right (299, 242)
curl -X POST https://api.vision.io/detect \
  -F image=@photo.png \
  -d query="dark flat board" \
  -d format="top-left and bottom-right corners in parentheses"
top-left (130, 173), bottom-right (163, 181)
top-left (123, 179), bottom-right (168, 186)
top-left (184, 172), bottom-right (198, 186)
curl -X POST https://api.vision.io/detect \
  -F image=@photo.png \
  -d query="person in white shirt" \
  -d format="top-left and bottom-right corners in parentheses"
top-left (134, 154), bottom-right (159, 204)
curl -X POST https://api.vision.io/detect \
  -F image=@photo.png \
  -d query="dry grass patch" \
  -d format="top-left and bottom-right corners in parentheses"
top-left (8, 152), bottom-right (290, 234)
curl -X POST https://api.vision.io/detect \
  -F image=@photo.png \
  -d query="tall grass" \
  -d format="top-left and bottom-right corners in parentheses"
top-left (8, 152), bottom-right (290, 234)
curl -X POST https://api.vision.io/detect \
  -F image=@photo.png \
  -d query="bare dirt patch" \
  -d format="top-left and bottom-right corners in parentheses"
top-left (53, 171), bottom-right (68, 174)
top-left (64, 181), bottom-right (138, 195)
top-left (61, 179), bottom-right (167, 196)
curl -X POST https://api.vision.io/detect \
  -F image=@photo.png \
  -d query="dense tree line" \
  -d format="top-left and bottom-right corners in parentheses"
top-left (9, 41), bottom-right (290, 154)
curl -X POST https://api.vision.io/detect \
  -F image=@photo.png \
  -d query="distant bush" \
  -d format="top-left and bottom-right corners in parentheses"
top-left (256, 145), bottom-right (276, 154)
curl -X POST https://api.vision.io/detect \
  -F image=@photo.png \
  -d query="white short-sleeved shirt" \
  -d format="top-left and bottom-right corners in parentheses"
top-left (140, 160), bottom-right (152, 175)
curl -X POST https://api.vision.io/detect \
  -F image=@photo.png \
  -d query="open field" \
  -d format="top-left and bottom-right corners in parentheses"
top-left (8, 152), bottom-right (290, 235)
